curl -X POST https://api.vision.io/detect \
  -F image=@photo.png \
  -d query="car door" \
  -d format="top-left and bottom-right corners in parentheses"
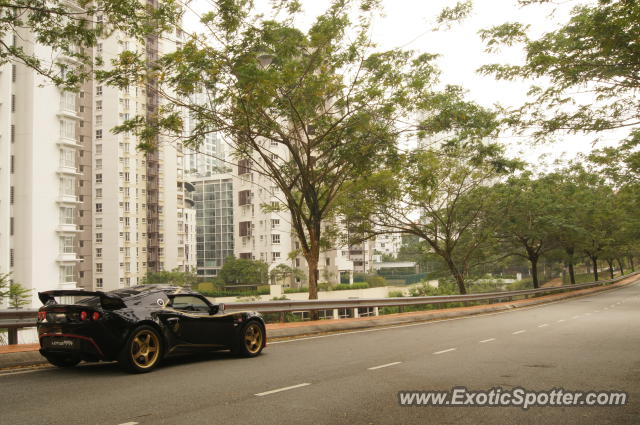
top-left (168, 295), bottom-right (231, 348)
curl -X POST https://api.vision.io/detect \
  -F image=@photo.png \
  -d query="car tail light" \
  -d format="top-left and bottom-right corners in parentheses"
top-left (80, 311), bottom-right (88, 321)
top-left (91, 312), bottom-right (101, 321)
top-left (37, 311), bottom-right (46, 321)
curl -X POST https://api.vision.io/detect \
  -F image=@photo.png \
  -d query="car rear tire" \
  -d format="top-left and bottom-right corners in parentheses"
top-left (44, 353), bottom-right (81, 368)
top-left (118, 325), bottom-right (163, 373)
top-left (232, 321), bottom-right (265, 357)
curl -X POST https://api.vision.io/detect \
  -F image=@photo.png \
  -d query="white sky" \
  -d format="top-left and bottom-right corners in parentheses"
top-left (185, 0), bottom-right (623, 169)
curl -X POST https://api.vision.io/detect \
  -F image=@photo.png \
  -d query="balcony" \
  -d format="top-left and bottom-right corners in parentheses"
top-left (56, 252), bottom-right (80, 262)
top-left (56, 194), bottom-right (81, 205)
top-left (57, 137), bottom-right (81, 149)
top-left (56, 224), bottom-right (81, 233)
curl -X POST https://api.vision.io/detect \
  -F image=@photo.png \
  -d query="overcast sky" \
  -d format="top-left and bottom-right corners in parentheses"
top-left (186, 0), bottom-right (619, 169)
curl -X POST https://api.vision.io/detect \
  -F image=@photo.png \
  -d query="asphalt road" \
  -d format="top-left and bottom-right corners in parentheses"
top-left (1, 283), bottom-right (639, 425)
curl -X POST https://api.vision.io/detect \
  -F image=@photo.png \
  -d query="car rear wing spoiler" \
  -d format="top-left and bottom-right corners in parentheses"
top-left (38, 290), bottom-right (126, 309)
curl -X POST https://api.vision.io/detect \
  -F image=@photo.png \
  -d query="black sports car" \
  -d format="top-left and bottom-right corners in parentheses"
top-left (37, 285), bottom-right (266, 373)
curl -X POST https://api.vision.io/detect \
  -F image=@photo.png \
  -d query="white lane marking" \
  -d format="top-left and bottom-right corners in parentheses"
top-left (512, 330), bottom-right (526, 335)
top-left (117, 423), bottom-right (139, 425)
top-left (572, 315), bottom-right (581, 319)
top-left (538, 324), bottom-right (549, 328)
top-left (266, 282), bottom-right (640, 346)
top-left (479, 338), bottom-right (496, 343)
top-left (255, 383), bottom-right (311, 397)
top-left (368, 361), bottom-right (402, 370)
top-left (433, 348), bottom-right (456, 355)
top-left (557, 319), bottom-right (566, 323)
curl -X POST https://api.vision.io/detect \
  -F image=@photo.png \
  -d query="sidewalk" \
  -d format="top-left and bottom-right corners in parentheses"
top-left (2, 275), bottom-right (637, 370)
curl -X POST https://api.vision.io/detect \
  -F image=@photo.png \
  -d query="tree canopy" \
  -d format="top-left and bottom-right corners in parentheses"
top-left (1, 0), bottom-right (181, 88)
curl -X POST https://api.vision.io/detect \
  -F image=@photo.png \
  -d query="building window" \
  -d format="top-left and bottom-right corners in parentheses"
top-left (96, 100), bottom-right (102, 111)
top-left (96, 115), bottom-right (102, 126)
top-left (96, 129), bottom-right (102, 139)
top-left (326, 258), bottom-right (331, 266)
top-left (96, 248), bottom-right (102, 258)
top-left (272, 252), bottom-right (281, 261)
top-left (95, 218), bottom-right (102, 229)
top-left (60, 118), bottom-right (75, 139)
top-left (96, 278), bottom-right (103, 288)
top-left (96, 188), bottom-right (102, 198)
top-left (95, 144), bottom-right (102, 155)
top-left (96, 86), bottom-right (102, 96)
top-left (11, 64), bottom-right (16, 82)
top-left (60, 236), bottom-right (74, 254)
top-left (95, 203), bottom-right (102, 213)
top-left (10, 217), bottom-right (14, 235)
top-left (271, 219), bottom-right (280, 228)
top-left (60, 265), bottom-right (75, 283)
top-left (59, 148), bottom-right (75, 168)
top-left (272, 234), bottom-right (280, 244)
top-left (11, 125), bottom-right (15, 143)
top-left (238, 158), bottom-right (251, 175)
top-left (96, 158), bottom-right (102, 169)
top-left (96, 173), bottom-right (102, 183)
top-left (10, 186), bottom-right (14, 204)
top-left (10, 249), bottom-right (14, 267)
top-left (59, 206), bottom-right (75, 225)
top-left (96, 263), bottom-right (103, 273)
top-left (11, 94), bottom-right (15, 112)
top-left (239, 221), bottom-right (251, 237)
top-left (59, 176), bottom-right (75, 197)
top-left (238, 190), bottom-right (251, 206)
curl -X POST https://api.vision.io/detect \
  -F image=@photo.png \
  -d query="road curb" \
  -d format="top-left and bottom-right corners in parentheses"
top-left (1, 277), bottom-right (636, 370)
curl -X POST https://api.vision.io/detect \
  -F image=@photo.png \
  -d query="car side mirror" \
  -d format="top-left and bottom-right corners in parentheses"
top-left (209, 305), bottom-right (220, 315)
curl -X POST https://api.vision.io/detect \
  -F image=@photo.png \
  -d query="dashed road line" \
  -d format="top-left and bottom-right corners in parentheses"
top-left (368, 362), bottom-right (402, 370)
top-left (479, 338), bottom-right (496, 343)
top-left (433, 348), bottom-right (456, 355)
top-left (255, 383), bottom-right (311, 397)
top-left (557, 319), bottom-right (566, 323)
top-left (538, 324), bottom-right (549, 328)
top-left (512, 330), bottom-right (526, 335)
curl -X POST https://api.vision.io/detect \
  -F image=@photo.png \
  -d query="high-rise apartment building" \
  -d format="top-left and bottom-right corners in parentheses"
top-left (1, 5), bottom-right (195, 305)
top-left (0, 31), bottom-right (82, 306)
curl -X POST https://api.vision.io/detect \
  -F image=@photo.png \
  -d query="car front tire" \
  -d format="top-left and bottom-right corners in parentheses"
top-left (118, 325), bottom-right (163, 373)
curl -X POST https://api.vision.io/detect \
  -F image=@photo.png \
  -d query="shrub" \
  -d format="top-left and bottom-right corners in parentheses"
top-left (284, 287), bottom-right (309, 294)
top-left (197, 282), bottom-right (215, 293)
top-left (365, 275), bottom-right (387, 287)
top-left (334, 282), bottom-right (369, 290)
top-left (388, 290), bottom-right (405, 298)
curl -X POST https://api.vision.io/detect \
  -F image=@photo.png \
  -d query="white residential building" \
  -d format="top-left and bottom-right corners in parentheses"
top-left (0, 31), bottom-right (82, 307)
top-left (373, 233), bottom-right (403, 262)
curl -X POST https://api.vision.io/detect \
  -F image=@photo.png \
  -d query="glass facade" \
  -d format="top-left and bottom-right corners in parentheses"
top-left (193, 178), bottom-right (234, 277)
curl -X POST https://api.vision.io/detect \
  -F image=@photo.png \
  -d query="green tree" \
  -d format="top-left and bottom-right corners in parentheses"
top-left (344, 144), bottom-right (516, 294)
top-left (8, 282), bottom-right (31, 309)
top-left (491, 172), bottom-right (562, 289)
top-left (1, 0), bottom-right (181, 88)
top-left (479, 0), bottom-right (640, 140)
top-left (269, 264), bottom-right (305, 285)
top-left (218, 257), bottom-right (268, 286)
top-left (143, 267), bottom-right (199, 287)
top-left (97, 0), bottom-right (460, 300)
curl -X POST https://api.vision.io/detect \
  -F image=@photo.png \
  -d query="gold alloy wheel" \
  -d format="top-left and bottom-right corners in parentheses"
top-left (244, 322), bottom-right (263, 354)
top-left (131, 329), bottom-right (160, 369)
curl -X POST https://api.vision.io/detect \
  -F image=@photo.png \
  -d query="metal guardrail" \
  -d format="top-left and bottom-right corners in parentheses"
top-left (223, 271), bottom-right (640, 313)
top-left (0, 271), bottom-right (638, 345)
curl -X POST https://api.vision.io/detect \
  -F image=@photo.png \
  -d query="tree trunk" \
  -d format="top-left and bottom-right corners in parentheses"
top-left (568, 261), bottom-right (576, 285)
top-left (591, 256), bottom-right (599, 281)
top-left (530, 257), bottom-right (539, 289)
top-left (617, 258), bottom-right (624, 276)
top-left (630, 256), bottom-right (635, 272)
top-left (307, 256), bottom-right (319, 300)
top-left (607, 259), bottom-right (614, 279)
top-left (565, 247), bottom-right (576, 285)
top-left (444, 256), bottom-right (467, 294)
